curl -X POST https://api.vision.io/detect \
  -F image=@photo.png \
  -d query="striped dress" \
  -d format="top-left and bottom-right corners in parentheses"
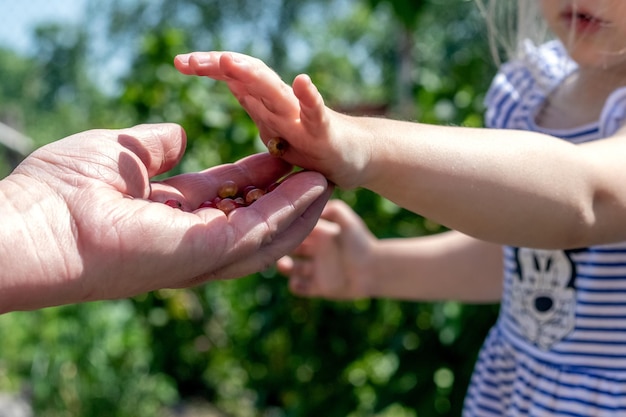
top-left (463, 41), bottom-right (626, 416)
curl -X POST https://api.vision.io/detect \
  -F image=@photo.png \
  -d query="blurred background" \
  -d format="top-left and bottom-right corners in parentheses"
top-left (0, 1), bottom-right (500, 416)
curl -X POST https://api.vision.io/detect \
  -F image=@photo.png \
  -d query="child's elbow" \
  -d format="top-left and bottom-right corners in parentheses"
top-left (566, 192), bottom-right (625, 248)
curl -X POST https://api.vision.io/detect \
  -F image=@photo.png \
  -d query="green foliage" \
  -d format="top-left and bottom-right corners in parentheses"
top-left (0, 28), bottom-right (125, 150)
top-left (365, 0), bottom-right (427, 30)
top-left (0, 1), bottom-right (500, 416)
top-left (0, 302), bottom-right (178, 417)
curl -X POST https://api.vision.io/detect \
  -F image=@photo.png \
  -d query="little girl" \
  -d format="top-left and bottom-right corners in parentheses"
top-left (175, 0), bottom-right (626, 415)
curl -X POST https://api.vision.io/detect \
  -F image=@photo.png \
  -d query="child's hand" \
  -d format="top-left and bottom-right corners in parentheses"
top-left (277, 200), bottom-right (376, 300)
top-left (174, 51), bottom-right (372, 189)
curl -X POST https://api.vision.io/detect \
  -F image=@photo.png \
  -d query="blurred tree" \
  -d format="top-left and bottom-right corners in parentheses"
top-left (0, 48), bottom-right (36, 175)
top-left (0, 301), bottom-right (178, 417)
top-left (0, 25), bottom-right (125, 150)
top-left (0, 1), bottom-right (500, 416)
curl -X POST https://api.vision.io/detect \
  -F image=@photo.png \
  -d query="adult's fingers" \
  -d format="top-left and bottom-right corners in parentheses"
top-left (15, 123), bottom-right (186, 200)
top-left (115, 123), bottom-right (187, 178)
top-left (184, 171), bottom-right (333, 283)
top-left (152, 153), bottom-right (293, 208)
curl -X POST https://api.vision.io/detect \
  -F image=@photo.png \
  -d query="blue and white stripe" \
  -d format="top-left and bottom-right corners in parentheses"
top-left (464, 41), bottom-right (626, 416)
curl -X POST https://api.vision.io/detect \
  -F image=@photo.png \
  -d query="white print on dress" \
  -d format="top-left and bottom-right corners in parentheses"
top-left (511, 248), bottom-right (576, 350)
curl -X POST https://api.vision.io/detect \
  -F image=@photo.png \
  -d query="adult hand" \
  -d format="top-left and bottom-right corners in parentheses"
top-left (0, 123), bottom-right (331, 312)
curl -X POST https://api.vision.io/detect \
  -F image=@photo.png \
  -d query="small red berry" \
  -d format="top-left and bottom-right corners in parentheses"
top-left (197, 200), bottom-right (217, 209)
top-left (216, 198), bottom-right (239, 215)
top-left (164, 199), bottom-right (183, 209)
top-left (245, 188), bottom-right (266, 205)
top-left (243, 185), bottom-right (256, 196)
top-left (266, 182), bottom-right (280, 192)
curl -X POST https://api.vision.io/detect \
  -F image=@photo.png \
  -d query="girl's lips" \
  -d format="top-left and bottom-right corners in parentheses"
top-left (560, 9), bottom-right (609, 34)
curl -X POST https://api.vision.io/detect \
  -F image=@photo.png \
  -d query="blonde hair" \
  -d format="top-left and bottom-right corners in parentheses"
top-left (475, 0), bottom-right (553, 65)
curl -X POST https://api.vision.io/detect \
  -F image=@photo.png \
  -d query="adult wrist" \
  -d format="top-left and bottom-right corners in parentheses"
top-left (0, 176), bottom-right (77, 312)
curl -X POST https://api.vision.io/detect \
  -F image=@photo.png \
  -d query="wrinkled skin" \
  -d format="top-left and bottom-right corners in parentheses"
top-left (0, 123), bottom-right (332, 312)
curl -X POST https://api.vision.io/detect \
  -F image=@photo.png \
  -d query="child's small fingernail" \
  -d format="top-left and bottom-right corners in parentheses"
top-left (175, 53), bottom-right (190, 64)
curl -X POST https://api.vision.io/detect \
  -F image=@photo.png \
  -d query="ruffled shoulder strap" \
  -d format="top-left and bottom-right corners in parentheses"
top-left (484, 40), bottom-right (576, 129)
top-left (600, 87), bottom-right (626, 137)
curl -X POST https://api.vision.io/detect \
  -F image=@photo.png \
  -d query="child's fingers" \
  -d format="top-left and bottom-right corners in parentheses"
top-left (214, 53), bottom-right (301, 118)
top-left (293, 74), bottom-right (327, 131)
top-left (174, 52), bottom-right (229, 79)
top-left (321, 200), bottom-right (365, 231)
top-left (177, 52), bottom-right (302, 134)
top-left (276, 256), bottom-right (294, 276)
top-left (173, 53), bottom-right (196, 75)
top-left (286, 219), bottom-right (341, 260)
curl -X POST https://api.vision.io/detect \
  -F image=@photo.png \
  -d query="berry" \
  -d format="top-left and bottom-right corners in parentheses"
top-left (242, 185), bottom-right (256, 196)
top-left (164, 199), bottom-right (183, 209)
top-left (198, 200), bottom-right (217, 209)
top-left (267, 137), bottom-right (288, 157)
top-left (266, 181), bottom-right (280, 192)
top-left (216, 198), bottom-right (239, 215)
top-left (195, 179), bottom-right (282, 214)
top-left (218, 180), bottom-right (238, 199)
top-left (245, 188), bottom-right (266, 204)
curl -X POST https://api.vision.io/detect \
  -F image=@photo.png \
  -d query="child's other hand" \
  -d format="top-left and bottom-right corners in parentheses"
top-left (276, 199), bottom-right (376, 300)
top-left (174, 51), bottom-right (372, 189)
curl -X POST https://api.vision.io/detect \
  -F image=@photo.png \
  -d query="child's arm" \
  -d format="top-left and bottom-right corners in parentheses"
top-left (175, 52), bottom-right (626, 249)
top-left (277, 200), bottom-right (503, 303)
